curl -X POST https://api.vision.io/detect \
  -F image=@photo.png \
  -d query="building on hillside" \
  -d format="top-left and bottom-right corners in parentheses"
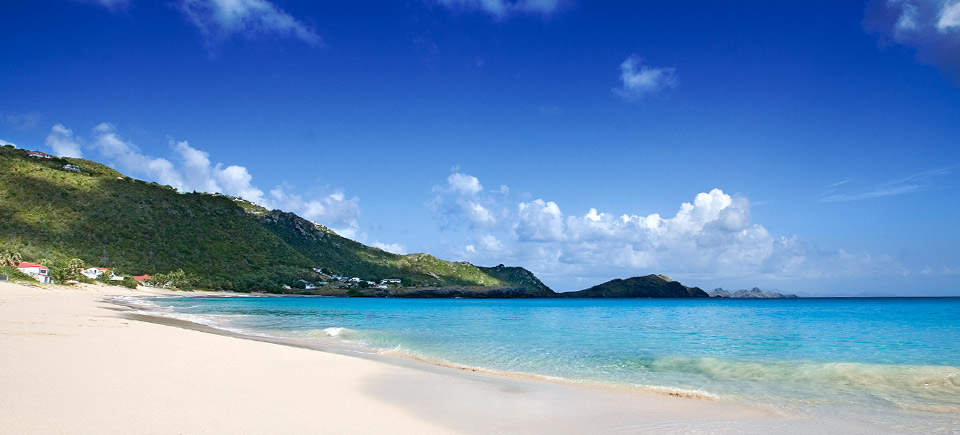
top-left (381, 278), bottom-right (402, 285)
top-left (28, 150), bottom-right (52, 159)
top-left (82, 267), bottom-right (123, 281)
top-left (133, 275), bottom-right (151, 283)
top-left (16, 262), bottom-right (53, 284)
top-left (62, 164), bottom-right (81, 172)
top-left (82, 267), bottom-right (108, 280)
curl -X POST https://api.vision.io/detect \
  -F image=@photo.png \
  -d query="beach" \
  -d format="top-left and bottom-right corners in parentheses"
top-left (0, 282), bottom-right (905, 434)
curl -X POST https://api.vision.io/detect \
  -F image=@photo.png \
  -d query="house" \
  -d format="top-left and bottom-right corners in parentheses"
top-left (297, 279), bottom-right (316, 290)
top-left (28, 150), bottom-right (52, 159)
top-left (380, 278), bottom-right (402, 285)
top-left (133, 275), bottom-right (151, 283)
top-left (62, 164), bottom-right (81, 172)
top-left (82, 267), bottom-right (123, 281)
top-left (348, 277), bottom-right (361, 283)
top-left (16, 262), bottom-right (53, 284)
top-left (82, 267), bottom-right (109, 279)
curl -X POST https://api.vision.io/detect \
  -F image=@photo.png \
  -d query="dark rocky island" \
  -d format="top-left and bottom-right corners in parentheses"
top-left (708, 287), bottom-right (798, 298)
top-left (558, 275), bottom-right (709, 298)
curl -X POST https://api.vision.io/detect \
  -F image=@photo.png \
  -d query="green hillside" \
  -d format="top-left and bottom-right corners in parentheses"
top-left (257, 210), bottom-right (551, 293)
top-left (0, 145), bottom-right (550, 294)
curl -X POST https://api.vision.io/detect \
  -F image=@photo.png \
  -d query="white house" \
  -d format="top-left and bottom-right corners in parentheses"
top-left (380, 278), bottom-right (402, 285)
top-left (82, 267), bottom-right (122, 281)
top-left (17, 262), bottom-right (53, 284)
top-left (348, 277), bottom-right (361, 283)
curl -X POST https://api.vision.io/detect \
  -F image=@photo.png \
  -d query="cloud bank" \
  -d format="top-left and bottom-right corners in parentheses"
top-left (46, 122), bottom-right (359, 236)
top-left (613, 54), bottom-right (679, 101)
top-left (432, 172), bottom-right (904, 287)
top-left (865, 0), bottom-right (960, 82)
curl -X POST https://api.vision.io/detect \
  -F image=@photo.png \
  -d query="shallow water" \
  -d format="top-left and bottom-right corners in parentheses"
top-left (123, 296), bottom-right (960, 430)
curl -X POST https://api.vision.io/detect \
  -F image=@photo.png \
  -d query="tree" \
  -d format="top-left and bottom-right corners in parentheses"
top-left (66, 258), bottom-right (84, 279)
top-left (0, 250), bottom-right (22, 267)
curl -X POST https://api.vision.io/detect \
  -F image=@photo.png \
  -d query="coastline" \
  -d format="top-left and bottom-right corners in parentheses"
top-left (0, 281), bottom-right (900, 434)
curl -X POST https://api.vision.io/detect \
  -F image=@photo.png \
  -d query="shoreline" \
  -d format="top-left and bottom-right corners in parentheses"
top-left (0, 281), bottom-right (902, 434)
top-left (110, 296), bottom-right (725, 401)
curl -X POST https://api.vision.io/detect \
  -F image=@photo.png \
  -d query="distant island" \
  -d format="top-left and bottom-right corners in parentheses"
top-left (708, 288), bottom-right (798, 299)
top-left (0, 145), bottom-right (790, 299)
top-left (559, 275), bottom-right (709, 298)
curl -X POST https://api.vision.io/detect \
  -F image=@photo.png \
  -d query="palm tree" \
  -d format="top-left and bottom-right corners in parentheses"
top-left (1, 251), bottom-right (23, 267)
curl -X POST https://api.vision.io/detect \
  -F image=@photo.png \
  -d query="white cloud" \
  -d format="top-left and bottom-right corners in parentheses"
top-left (45, 124), bottom-right (83, 158)
top-left (434, 173), bottom-right (902, 287)
top-left (373, 242), bottom-right (408, 255)
top-left (178, 0), bottom-right (321, 46)
top-left (60, 122), bottom-right (360, 237)
top-left (0, 139), bottom-right (15, 147)
top-left (430, 171), bottom-right (505, 229)
top-left (865, 0), bottom-right (960, 82)
top-left (434, 0), bottom-right (567, 18)
top-left (214, 163), bottom-right (264, 204)
top-left (173, 140), bottom-right (220, 193)
top-left (516, 199), bottom-right (565, 241)
top-left (447, 172), bottom-right (483, 196)
top-left (267, 184), bottom-right (361, 238)
top-left (93, 123), bottom-right (185, 188)
top-left (613, 54), bottom-right (679, 101)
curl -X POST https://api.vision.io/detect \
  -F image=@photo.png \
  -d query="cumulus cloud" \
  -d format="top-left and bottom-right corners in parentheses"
top-left (613, 54), bottom-right (679, 101)
top-left (373, 242), bottom-right (408, 255)
top-left (432, 172), bottom-right (902, 286)
top-left (178, 0), bottom-right (321, 46)
top-left (865, 0), bottom-right (960, 82)
top-left (45, 124), bottom-right (83, 158)
top-left (267, 184), bottom-right (361, 238)
top-left (57, 122), bottom-right (360, 237)
top-left (430, 172), bottom-right (503, 229)
top-left (0, 139), bottom-right (15, 147)
top-left (434, 0), bottom-right (568, 18)
top-left (93, 123), bottom-right (185, 188)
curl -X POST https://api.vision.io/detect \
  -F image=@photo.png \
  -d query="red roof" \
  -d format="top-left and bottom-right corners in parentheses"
top-left (17, 262), bottom-right (46, 269)
top-left (133, 275), bottom-right (151, 282)
top-left (96, 267), bottom-right (110, 271)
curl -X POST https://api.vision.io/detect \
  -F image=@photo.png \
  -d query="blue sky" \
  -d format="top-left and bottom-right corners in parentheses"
top-left (2, 0), bottom-right (959, 295)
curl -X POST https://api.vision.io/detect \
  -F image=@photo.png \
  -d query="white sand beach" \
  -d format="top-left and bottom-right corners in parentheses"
top-left (0, 281), bottom-right (880, 434)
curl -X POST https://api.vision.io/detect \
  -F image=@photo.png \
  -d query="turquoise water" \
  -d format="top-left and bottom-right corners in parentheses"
top-left (126, 296), bottom-right (960, 422)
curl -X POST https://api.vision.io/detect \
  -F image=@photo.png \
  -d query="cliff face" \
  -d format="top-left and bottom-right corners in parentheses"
top-left (560, 275), bottom-right (709, 298)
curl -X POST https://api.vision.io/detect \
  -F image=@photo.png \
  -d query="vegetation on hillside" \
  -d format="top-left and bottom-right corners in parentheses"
top-left (1, 146), bottom-right (315, 291)
top-left (0, 146), bottom-right (549, 293)
top-left (257, 210), bottom-right (550, 293)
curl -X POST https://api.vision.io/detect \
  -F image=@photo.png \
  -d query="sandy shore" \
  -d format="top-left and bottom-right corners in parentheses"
top-left (0, 281), bottom-right (879, 434)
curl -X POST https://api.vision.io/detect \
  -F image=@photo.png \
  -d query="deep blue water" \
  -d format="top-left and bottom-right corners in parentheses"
top-left (127, 296), bottom-right (960, 417)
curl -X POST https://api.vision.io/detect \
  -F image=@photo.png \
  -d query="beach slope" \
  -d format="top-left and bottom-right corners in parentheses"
top-left (0, 282), bottom-right (875, 434)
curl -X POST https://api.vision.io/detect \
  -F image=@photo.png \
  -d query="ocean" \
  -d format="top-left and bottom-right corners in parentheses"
top-left (120, 296), bottom-right (960, 431)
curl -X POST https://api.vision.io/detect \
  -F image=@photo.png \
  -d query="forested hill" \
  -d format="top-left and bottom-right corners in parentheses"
top-left (0, 145), bottom-right (550, 294)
